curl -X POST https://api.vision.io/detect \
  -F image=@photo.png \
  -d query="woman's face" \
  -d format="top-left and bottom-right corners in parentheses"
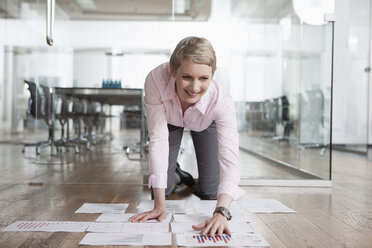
top-left (171, 59), bottom-right (213, 110)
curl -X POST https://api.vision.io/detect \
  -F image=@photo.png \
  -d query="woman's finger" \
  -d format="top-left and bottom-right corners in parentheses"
top-left (224, 225), bottom-right (231, 236)
top-left (192, 221), bottom-right (207, 230)
top-left (128, 214), bottom-right (137, 222)
top-left (134, 213), bottom-right (149, 222)
top-left (217, 225), bottom-right (224, 236)
top-left (139, 211), bottom-right (158, 222)
top-left (201, 220), bottom-right (215, 236)
top-left (208, 223), bottom-right (219, 236)
top-left (157, 212), bottom-right (167, 222)
top-left (129, 212), bottom-right (147, 222)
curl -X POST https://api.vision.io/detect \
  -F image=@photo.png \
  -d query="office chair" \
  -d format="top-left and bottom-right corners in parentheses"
top-left (272, 95), bottom-right (294, 142)
top-left (261, 98), bottom-right (279, 138)
top-left (69, 98), bottom-right (91, 152)
top-left (54, 94), bottom-right (81, 152)
top-left (22, 81), bottom-right (53, 155)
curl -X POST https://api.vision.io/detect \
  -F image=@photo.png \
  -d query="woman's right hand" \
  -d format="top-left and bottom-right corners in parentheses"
top-left (128, 208), bottom-right (168, 223)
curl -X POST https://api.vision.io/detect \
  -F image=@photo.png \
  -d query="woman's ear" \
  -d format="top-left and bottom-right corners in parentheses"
top-left (170, 65), bottom-right (176, 78)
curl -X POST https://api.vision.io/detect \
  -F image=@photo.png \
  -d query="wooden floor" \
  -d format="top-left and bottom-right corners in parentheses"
top-left (0, 130), bottom-right (372, 247)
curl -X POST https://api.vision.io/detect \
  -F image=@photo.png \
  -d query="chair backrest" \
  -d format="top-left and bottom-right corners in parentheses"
top-left (40, 85), bottom-right (53, 117)
top-left (281, 95), bottom-right (290, 121)
top-left (55, 94), bottom-right (70, 115)
top-left (264, 99), bottom-right (279, 122)
top-left (72, 97), bottom-right (83, 114)
top-left (24, 80), bottom-right (45, 118)
top-left (87, 101), bottom-right (98, 114)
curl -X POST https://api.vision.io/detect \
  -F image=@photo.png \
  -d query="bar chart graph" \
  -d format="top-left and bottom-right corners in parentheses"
top-left (176, 233), bottom-right (270, 247)
top-left (192, 234), bottom-right (231, 244)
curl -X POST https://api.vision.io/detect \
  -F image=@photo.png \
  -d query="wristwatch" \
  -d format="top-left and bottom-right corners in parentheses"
top-left (214, 206), bottom-right (232, 221)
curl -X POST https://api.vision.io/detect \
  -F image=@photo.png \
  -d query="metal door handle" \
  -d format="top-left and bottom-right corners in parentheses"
top-left (46, 0), bottom-right (55, 46)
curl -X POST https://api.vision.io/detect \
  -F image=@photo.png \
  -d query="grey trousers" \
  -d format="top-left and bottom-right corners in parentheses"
top-left (166, 121), bottom-right (220, 200)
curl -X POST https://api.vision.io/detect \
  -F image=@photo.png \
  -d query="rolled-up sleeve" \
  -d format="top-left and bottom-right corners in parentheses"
top-left (144, 72), bottom-right (169, 189)
top-left (214, 96), bottom-right (246, 200)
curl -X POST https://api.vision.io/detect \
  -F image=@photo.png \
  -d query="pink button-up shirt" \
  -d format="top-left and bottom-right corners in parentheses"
top-left (144, 62), bottom-right (245, 200)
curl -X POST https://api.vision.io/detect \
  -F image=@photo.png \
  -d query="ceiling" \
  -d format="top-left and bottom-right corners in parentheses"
top-left (0, 0), bottom-right (346, 25)
top-left (58, 0), bottom-right (212, 21)
top-left (0, 0), bottom-right (20, 18)
top-left (231, 0), bottom-right (296, 23)
top-left (0, 0), bottom-right (212, 21)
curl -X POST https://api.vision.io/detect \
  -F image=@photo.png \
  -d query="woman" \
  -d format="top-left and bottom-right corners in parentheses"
top-left (129, 36), bottom-right (245, 236)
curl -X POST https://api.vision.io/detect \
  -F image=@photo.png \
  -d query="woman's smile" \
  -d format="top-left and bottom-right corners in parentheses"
top-left (185, 89), bottom-right (200, 97)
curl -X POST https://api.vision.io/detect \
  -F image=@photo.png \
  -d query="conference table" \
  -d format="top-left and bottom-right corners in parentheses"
top-left (52, 87), bottom-right (146, 157)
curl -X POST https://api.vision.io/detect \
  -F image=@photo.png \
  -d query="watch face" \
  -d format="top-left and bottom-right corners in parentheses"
top-left (222, 208), bottom-right (228, 215)
top-left (215, 207), bottom-right (232, 220)
top-left (223, 209), bottom-right (232, 220)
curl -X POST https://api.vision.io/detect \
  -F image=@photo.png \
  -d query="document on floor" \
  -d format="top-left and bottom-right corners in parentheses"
top-left (95, 213), bottom-right (172, 223)
top-left (172, 214), bottom-right (210, 223)
top-left (1, 221), bottom-right (91, 232)
top-left (173, 214), bottom-right (250, 223)
top-left (189, 200), bottom-right (248, 220)
top-left (136, 200), bottom-right (191, 213)
top-left (171, 222), bottom-right (255, 234)
top-left (75, 203), bottom-right (129, 214)
top-left (238, 199), bottom-right (296, 213)
top-left (176, 233), bottom-right (270, 247)
top-left (79, 232), bottom-right (172, 246)
top-left (87, 222), bottom-right (170, 233)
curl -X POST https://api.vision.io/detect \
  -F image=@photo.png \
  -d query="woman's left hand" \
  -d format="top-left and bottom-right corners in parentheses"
top-left (192, 213), bottom-right (231, 236)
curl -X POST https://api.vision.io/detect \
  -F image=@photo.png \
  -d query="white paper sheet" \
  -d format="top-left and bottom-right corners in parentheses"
top-left (238, 199), bottom-right (295, 213)
top-left (79, 232), bottom-right (172, 246)
top-left (136, 200), bottom-right (190, 213)
top-left (95, 213), bottom-right (172, 223)
top-left (176, 233), bottom-right (270, 247)
top-left (1, 221), bottom-right (91, 232)
top-left (171, 222), bottom-right (255, 234)
top-left (75, 203), bottom-right (129, 214)
top-left (172, 214), bottom-right (210, 223)
top-left (87, 222), bottom-right (170, 233)
top-left (189, 200), bottom-right (248, 220)
top-left (172, 213), bottom-right (250, 223)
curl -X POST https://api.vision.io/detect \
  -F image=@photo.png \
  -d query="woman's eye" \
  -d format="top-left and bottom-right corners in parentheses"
top-left (200, 77), bottom-right (209, 81)
top-left (182, 76), bottom-right (191, 80)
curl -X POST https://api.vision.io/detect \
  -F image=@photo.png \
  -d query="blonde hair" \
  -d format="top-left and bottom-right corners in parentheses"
top-left (170, 36), bottom-right (216, 74)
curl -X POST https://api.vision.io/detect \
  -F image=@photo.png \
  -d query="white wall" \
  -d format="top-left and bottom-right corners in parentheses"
top-left (73, 51), bottom-right (169, 88)
top-left (73, 50), bottom-right (107, 88)
top-left (333, 0), bottom-right (371, 145)
top-left (119, 54), bottom-right (169, 88)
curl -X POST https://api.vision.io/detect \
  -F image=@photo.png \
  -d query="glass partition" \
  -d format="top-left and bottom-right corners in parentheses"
top-left (232, 0), bottom-right (334, 180)
top-left (0, 0), bottom-right (333, 184)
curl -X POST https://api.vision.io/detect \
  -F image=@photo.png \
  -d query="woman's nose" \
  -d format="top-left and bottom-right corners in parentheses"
top-left (189, 81), bottom-right (200, 92)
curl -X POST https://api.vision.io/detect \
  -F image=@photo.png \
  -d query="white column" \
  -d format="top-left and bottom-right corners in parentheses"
top-left (3, 46), bottom-right (14, 130)
top-left (0, 47), bottom-right (4, 123)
